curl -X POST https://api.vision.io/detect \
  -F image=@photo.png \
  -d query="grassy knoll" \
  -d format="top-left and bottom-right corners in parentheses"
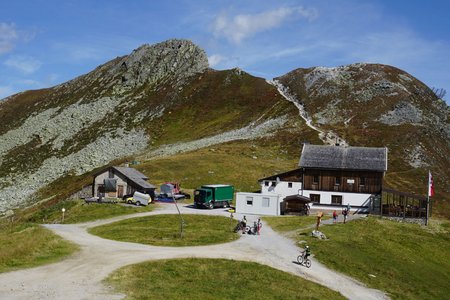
top-left (0, 222), bottom-right (78, 273)
top-left (105, 258), bottom-right (345, 299)
top-left (137, 141), bottom-right (300, 194)
top-left (24, 199), bottom-right (154, 224)
top-left (89, 214), bottom-right (238, 247)
top-left (296, 217), bottom-right (450, 300)
top-left (263, 215), bottom-right (330, 233)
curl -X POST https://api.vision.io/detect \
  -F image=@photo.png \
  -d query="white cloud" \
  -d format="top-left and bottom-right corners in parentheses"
top-left (208, 54), bottom-right (226, 67)
top-left (0, 23), bottom-right (18, 55)
top-left (4, 55), bottom-right (42, 74)
top-left (213, 6), bottom-right (317, 44)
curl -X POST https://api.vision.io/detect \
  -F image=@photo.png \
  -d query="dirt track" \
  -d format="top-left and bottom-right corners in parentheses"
top-left (0, 204), bottom-right (388, 299)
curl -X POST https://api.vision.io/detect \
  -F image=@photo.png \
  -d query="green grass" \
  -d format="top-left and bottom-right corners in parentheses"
top-left (263, 215), bottom-right (330, 233)
top-left (0, 222), bottom-right (78, 273)
top-left (295, 217), bottom-right (450, 299)
top-left (105, 258), bottom-right (345, 299)
top-left (25, 199), bottom-right (154, 224)
top-left (137, 141), bottom-right (300, 193)
top-left (89, 214), bottom-right (239, 246)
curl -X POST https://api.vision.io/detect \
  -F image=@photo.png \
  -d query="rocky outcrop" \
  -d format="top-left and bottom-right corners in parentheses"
top-left (111, 39), bottom-right (209, 89)
top-left (378, 101), bottom-right (423, 125)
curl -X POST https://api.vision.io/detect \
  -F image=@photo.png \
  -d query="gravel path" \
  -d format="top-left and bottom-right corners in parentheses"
top-left (0, 204), bottom-right (388, 300)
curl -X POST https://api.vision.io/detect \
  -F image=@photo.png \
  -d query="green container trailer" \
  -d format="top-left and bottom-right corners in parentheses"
top-left (194, 184), bottom-right (234, 209)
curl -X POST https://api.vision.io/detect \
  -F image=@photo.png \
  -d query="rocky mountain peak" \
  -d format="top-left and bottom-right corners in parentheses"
top-left (111, 39), bottom-right (209, 88)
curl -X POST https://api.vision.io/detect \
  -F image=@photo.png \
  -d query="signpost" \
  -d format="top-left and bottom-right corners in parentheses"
top-left (171, 188), bottom-right (184, 238)
top-left (61, 208), bottom-right (66, 223)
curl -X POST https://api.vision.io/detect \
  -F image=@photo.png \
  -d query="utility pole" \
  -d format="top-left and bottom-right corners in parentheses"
top-left (172, 188), bottom-right (184, 238)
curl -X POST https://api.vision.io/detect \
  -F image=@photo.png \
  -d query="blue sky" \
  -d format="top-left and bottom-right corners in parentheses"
top-left (1, 0), bottom-right (449, 103)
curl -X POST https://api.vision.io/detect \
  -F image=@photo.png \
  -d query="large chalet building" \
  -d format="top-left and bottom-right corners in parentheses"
top-left (260, 144), bottom-right (387, 211)
top-left (236, 144), bottom-right (388, 215)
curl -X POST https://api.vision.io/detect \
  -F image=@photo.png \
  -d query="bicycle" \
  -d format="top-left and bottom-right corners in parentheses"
top-left (297, 251), bottom-right (311, 268)
top-left (233, 221), bottom-right (250, 234)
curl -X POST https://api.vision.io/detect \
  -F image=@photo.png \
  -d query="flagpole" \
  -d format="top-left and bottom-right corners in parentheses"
top-left (426, 170), bottom-right (430, 226)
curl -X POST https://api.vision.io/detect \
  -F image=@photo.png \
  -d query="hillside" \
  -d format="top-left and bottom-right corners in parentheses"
top-left (0, 40), bottom-right (448, 217)
top-left (275, 64), bottom-right (450, 216)
top-left (0, 39), bottom-right (319, 213)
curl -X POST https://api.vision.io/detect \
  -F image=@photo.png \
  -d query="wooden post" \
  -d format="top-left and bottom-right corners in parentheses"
top-left (172, 193), bottom-right (184, 238)
top-left (402, 196), bottom-right (406, 220)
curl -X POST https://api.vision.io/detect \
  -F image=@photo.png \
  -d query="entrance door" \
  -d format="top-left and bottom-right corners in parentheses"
top-left (97, 185), bottom-right (105, 197)
top-left (117, 185), bottom-right (124, 198)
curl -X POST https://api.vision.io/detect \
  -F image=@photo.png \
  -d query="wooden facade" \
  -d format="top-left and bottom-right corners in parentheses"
top-left (258, 144), bottom-right (388, 212)
top-left (303, 169), bottom-right (383, 194)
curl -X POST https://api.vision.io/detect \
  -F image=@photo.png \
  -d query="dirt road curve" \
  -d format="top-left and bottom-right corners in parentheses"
top-left (0, 204), bottom-right (388, 300)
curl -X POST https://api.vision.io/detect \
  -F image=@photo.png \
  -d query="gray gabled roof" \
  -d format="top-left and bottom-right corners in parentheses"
top-left (112, 166), bottom-right (156, 189)
top-left (298, 144), bottom-right (388, 172)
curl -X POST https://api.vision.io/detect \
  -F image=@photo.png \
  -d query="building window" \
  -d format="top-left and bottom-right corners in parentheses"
top-left (331, 195), bottom-right (343, 205)
top-left (360, 177), bottom-right (366, 186)
top-left (262, 197), bottom-right (270, 207)
top-left (310, 194), bottom-right (320, 203)
top-left (313, 175), bottom-right (319, 184)
top-left (264, 181), bottom-right (269, 187)
top-left (246, 196), bottom-right (253, 206)
top-left (271, 181), bottom-right (276, 187)
top-left (288, 182), bottom-right (293, 188)
top-left (335, 177), bottom-right (341, 185)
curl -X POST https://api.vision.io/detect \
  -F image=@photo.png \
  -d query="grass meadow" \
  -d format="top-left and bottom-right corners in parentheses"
top-left (89, 214), bottom-right (239, 247)
top-left (269, 215), bottom-right (450, 300)
top-left (0, 222), bottom-right (78, 273)
top-left (105, 258), bottom-right (345, 299)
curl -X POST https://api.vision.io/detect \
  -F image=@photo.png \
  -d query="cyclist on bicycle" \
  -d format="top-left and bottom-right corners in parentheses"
top-left (304, 245), bottom-right (311, 259)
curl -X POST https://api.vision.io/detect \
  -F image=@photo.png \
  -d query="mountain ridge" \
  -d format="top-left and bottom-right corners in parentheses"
top-left (0, 39), bottom-right (448, 217)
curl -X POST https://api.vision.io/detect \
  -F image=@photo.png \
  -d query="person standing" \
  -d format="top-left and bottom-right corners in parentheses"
top-left (316, 211), bottom-right (324, 230)
top-left (332, 210), bottom-right (338, 223)
top-left (241, 216), bottom-right (247, 234)
top-left (257, 218), bottom-right (262, 235)
top-left (342, 208), bottom-right (348, 224)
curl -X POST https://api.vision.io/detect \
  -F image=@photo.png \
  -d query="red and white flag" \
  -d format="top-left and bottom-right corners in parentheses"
top-left (428, 171), bottom-right (435, 197)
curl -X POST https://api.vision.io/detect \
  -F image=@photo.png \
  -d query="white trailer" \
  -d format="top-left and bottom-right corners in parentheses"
top-left (133, 191), bottom-right (151, 206)
top-left (235, 192), bottom-right (281, 216)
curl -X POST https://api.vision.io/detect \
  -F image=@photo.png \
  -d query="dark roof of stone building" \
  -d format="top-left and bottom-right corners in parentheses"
top-left (112, 166), bottom-right (156, 189)
top-left (298, 144), bottom-right (387, 172)
top-left (113, 166), bottom-right (147, 180)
